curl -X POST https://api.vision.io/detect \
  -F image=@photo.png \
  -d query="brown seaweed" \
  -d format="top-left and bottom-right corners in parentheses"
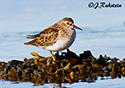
top-left (0, 50), bottom-right (125, 86)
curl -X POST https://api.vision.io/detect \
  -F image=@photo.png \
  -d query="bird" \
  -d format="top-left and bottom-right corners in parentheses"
top-left (24, 17), bottom-right (82, 62)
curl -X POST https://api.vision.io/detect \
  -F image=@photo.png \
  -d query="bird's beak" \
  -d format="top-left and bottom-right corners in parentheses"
top-left (73, 25), bottom-right (83, 31)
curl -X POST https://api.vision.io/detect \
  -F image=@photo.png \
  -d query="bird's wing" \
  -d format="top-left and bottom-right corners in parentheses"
top-left (24, 28), bottom-right (59, 47)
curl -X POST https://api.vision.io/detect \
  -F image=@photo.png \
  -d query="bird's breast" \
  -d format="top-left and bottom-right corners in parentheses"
top-left (45, 28), bottom-right (76, 51)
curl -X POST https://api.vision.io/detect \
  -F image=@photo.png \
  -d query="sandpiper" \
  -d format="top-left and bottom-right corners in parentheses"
top-left (24, 17), bottom-right (82, 61)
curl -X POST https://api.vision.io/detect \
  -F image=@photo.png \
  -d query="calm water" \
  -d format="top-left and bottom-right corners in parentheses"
top-left (0, 78), bottom-right (125, 88)
top-left (0, 25), bottom-right (125, 61)
top-left (0, 0), bottom-right (125, 87)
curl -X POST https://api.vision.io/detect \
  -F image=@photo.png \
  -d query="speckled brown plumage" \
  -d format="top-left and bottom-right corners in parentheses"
top-left (24, 28), bottom-right (59, 47)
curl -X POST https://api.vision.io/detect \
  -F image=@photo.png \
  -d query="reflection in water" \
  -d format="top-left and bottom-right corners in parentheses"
top-left (0, 49), bottom-right (125, 87)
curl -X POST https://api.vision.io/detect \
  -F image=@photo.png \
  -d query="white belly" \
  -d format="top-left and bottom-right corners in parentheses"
top-left (45, 29), bottom-right (76, 52)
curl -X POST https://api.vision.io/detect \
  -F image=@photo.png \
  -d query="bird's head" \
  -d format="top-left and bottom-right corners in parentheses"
top-left (59, 17), bottom-right (83, 31)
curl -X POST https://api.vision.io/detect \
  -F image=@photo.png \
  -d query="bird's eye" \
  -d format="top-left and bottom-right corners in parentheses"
top-left (67, 22), bottom-right (69, 25)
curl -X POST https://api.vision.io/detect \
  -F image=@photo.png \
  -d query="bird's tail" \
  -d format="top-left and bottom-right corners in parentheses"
top-left (26, 34), bottom-right (39, 39)
top-left (24, 39), bottom-right (37, 46)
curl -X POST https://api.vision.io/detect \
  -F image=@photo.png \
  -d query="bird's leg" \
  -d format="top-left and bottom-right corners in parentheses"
top-left (49, 51), bottom-right (56, 61)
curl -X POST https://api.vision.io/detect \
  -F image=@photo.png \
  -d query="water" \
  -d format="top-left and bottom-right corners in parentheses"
top-left (0, 78), bottom-right (125, 88)
top-left (0, 25), bottom-right (124, 61)
top-left (0, 0), bottom-right (125, 87)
